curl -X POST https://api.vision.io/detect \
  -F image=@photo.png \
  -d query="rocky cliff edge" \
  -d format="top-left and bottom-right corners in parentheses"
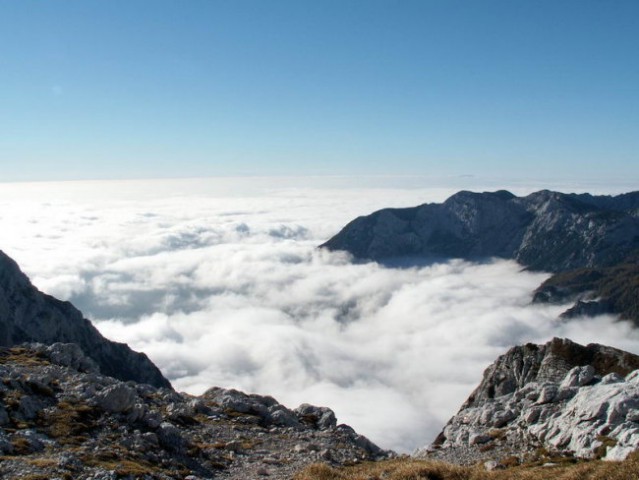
top-left (0, 250), bottom-right (171, 389)
top-left (0, 343), bottom-right (385, 479)
top-left (418, 338), bottom-right (639, 465)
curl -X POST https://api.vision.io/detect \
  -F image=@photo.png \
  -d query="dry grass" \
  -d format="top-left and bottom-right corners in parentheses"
top-left (10, 436), bottom-right (33, 455)
top-left (26, 458), bottom-right (59, 469)
top-left (107, 460), bottom-right (190, 479)
top-left (85, 458), bottom-right (158, 476)
top-left (3, 390), bottom-right (23, 409)
top-left (487, 429), bottom-right (506, 440)
top-left (0, 347), bottom-right (50, 367)
top-left (294, 453), bottom-right (639, 480)
top-left (40, 400), bottom-right (99, 443)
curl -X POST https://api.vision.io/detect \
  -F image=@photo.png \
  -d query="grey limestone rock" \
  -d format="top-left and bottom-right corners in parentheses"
top-left (17, 394), bottom-right (44, 420)
top-left (0, 250), bottom-right (171, 389)
top-left (294, 403), bottom-right (337, 430)
top-left (0, 405), bottom-right (9, 426)
top-left (268, 405), bottom-right (301, 427)
top-left (626, 409), bottom-right (639, 422)
top-left (94, 383), bottom-right (138, 413)
top-left (560, 365), bottom-right (595, 388)
top-left (603, 372), bottom-right (626, 384)
top-left (202, 386), bottom-right (317, 429)
top-left (203, 387), bottom-right (273, 416)
top-left (42, 342), bottom-right (99, 373)
top-left (157, 421), bottom-right (186, 453)
top-left (142, 408), bottom-right (163, 429)
top-left (419, 338), bottom-right (639, 464)
top-left (0, 431), bottom-right (13, 454)
top-left (536, 384), bottom-right (559, 404)
top-left (0, 342), bottom-right (387, 478)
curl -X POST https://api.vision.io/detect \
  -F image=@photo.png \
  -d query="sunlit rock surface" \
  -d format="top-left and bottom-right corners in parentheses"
top-left (418, 338), bottom-right (639, 464)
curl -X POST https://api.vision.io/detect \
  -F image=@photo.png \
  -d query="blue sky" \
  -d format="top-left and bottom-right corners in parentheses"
top-left (1, 0), bottom-right (638, 182)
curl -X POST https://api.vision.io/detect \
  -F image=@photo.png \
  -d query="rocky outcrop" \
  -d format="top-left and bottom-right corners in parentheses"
top-left (418, 338), bottom-right (639, 465)
top-left (0, 344), bottom-right (386, 479)
top-left (533, 256), bottom-right (639, 324)
top-left (321, 190), bottom-right (639, 322)
top-left (0, 250), bottom-right (171, 389)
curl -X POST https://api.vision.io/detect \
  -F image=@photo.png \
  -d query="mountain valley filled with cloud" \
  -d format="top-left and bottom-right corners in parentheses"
top-left (1, 177), bottom-right (638, 453)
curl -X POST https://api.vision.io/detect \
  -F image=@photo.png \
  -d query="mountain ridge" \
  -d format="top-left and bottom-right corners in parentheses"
top-left (0, 249), bottom-right (172, 389)
top-left (321, 189), bottom-right (639, 322)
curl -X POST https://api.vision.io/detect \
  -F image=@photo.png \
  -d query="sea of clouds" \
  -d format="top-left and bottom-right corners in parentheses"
top-left (1, 176), bottom-right (638, 452)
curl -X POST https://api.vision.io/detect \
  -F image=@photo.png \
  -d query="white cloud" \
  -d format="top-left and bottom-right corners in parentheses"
top-left (0, 177), bottom-right (637, 453)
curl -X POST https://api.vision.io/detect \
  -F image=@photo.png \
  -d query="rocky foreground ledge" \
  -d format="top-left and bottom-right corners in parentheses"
top-left (418, 338), bottom-right (639, 466)
top-left (0, 343), bottom-right (385, 480)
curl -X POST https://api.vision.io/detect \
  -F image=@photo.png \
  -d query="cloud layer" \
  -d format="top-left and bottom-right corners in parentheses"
top-left (1, 177), bottom-right (638, 452)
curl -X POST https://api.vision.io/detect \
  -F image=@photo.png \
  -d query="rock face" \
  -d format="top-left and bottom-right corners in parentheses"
top-left (0, 344), bottom-right (386, 479)
top-left (0, 250), bottom-right (171, 389)
top-left (532, 256), bottom-right (639, 323)
top-left (321, 190), bottom-right (639, 322)
top-left (418, 338), bottom-right (639, 465)
top-left (322, 190), bottom-right (639, 270)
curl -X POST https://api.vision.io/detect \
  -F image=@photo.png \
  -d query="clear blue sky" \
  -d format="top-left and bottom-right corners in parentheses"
top-left (1, 0), bottom-right (638, 182)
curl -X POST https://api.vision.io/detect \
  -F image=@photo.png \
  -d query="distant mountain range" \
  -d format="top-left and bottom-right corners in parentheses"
top-left (322, 190), bottom-right (639, 323)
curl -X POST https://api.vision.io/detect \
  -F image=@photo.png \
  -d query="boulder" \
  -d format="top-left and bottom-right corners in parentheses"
top-left (294, 404), bottom-right (337, 430)
top-left (95, 383), bottom-right (138, 413)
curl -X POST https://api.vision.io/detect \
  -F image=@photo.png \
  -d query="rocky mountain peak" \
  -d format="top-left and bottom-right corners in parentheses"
top-left (0, 251), bottom-right (31, 292)
top-left (518, 190), bottom-right (594, 217)
top-left (463, 338), bottom-right (639, 409)
top-left (420, 338), bottom-right (639, 465)
top-left (569, 191), bottom-right (639, 215)
top-left (321, 189), bottom-right (639, 322)
top-left (323, 189), bottom-right (639, 270)
top-left (0, 249), bottom-right (171, 389)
